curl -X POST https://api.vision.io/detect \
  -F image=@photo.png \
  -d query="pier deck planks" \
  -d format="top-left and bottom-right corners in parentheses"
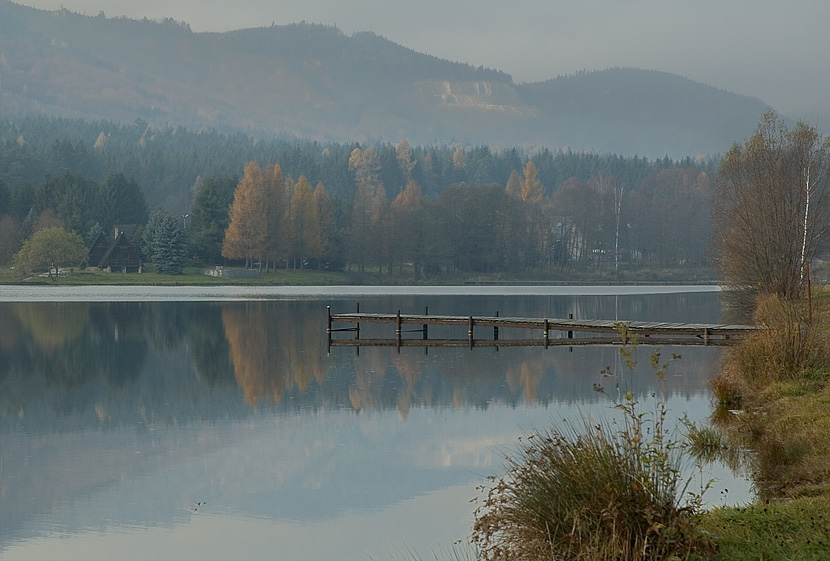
top-left (327, 310), bottom-right (756, 344)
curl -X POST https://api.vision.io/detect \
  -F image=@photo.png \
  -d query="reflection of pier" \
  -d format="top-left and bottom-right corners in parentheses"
top-left (326, 306), bottom-right (756, 350)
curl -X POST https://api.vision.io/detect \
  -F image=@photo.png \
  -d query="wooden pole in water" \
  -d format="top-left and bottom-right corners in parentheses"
top-left (494, 311), bottom-right (499, 340)
top-left (468, 315), bottom-right (474, 348)
top-left (326, 305), bottom-right (332, 354)
top-left (396, 309), bottom-right (402, 348)
top-left (544, 319), bottom-right (550, 348)
top-left (423, 306), bottom-right (429, 340)
top-left (568, 313), bottom-right (573, 339)
top-left (355, 302), bottom-right (360, 340)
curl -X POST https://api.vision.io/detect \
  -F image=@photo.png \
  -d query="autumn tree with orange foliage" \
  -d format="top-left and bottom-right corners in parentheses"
top-left (505, 170), bottom-right (522, 199)
top-left (222, 162), bottom-right (269, 268)
top-left (264, 164), bottom-right (288, 269)
top-left (520, 161), bottom-right (543, 203)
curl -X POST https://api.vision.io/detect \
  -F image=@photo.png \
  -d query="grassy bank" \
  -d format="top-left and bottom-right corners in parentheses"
top-left (465, 292), bottom-right (830, 560)
top-left (0, 264), bottom-right (718, 287)
top-left (696, 290), bottom-right (830, 560)
top-left (0, 266), bottom-right (352, 286)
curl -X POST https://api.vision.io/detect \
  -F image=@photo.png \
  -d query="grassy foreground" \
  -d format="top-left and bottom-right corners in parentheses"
top-left (465, 292), bottom-right (830, 561)
top-left (695, 290), bottom-right (830, 560)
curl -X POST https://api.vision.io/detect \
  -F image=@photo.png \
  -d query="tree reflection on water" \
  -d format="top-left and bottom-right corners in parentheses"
top-left (0, 298), bottom-right (723, 428)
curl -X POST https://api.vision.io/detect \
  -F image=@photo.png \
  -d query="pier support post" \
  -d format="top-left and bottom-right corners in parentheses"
top-left (423, 306), bottom-right (429, 340)
top-left (468, 316), bottom-right (474, 349)
top-left (494, 311), bottom-right (499, 340)
top-left (326, 306), bottom-right (332, 354)
top-left (568, 313), bottom-right (573, 339)
top-left (544, 319), bottom-right (550, 348)
top-left (396, 310), bottom-right (402, 348)
top-left (355, 302), bottom-right (360, 340)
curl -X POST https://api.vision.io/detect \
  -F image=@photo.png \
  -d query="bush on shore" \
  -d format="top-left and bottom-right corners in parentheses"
top-left (472, 336), bottom-right (715, 561)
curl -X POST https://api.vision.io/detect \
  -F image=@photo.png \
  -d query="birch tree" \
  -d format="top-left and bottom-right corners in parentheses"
top-left (589, 171), bottom-right (626, 270)
top-left (713, 111), bottom-right (830, 300)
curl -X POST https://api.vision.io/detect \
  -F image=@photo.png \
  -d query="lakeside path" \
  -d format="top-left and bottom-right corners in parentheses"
top-left (0, 284), bottom-right (721, 302)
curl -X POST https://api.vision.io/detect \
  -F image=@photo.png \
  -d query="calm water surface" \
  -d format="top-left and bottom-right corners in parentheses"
top-left (0, 286), bottom-right (751, 560)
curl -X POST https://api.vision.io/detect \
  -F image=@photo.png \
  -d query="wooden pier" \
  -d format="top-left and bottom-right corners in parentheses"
top-left (326, 306), bottom-right (757, 349)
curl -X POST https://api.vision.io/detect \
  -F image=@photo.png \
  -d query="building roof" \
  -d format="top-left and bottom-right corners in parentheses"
top-left (88, 228), bottom-right (142, 270)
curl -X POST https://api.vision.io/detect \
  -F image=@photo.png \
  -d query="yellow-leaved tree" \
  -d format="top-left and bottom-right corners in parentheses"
top-left (521, 161), bottom-right (543, 203)
top-left (222, 162), bottom-right (268, 269)
top-left (264, 164), bottom-right (287, 269)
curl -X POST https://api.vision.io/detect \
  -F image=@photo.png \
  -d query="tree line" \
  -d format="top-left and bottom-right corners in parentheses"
top-left (0, 116), bottom-right (714, 211)
top-left (205, 147), bottom-right (713, 277)
top-left (1, 116), bottom-right (720, 276)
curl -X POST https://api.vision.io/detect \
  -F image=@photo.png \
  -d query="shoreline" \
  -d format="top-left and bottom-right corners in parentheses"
top-left (0, 283), bottom-right (721, 303)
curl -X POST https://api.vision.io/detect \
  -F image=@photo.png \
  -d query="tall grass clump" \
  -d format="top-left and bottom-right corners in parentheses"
top-left (710, 290), bottom-right (830, 500)
top-left (721, 293), bottom-right (830, 387)
top-left (471, 332), bottom-right (713, 561)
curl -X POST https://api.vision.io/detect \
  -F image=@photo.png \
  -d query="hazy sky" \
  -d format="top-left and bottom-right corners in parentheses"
top-left (13, 0), bottom-right (830, 125)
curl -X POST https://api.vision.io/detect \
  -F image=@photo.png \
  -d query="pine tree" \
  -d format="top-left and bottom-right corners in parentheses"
top-left (97, 172), bottom-right (149, 231)
top-left (264, 164), bottom-right (287, 269)
top-left (143, 210), bottom-right (188, 274)
top-left (190, 174), bottom-right (236, 264)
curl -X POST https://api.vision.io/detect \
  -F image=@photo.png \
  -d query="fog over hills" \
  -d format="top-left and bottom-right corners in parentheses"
top-left (0, 0), bottom-right (771, 157)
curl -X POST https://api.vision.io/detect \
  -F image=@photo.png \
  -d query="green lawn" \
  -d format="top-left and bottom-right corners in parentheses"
top-left (0, 266), bottom-right (353, 286)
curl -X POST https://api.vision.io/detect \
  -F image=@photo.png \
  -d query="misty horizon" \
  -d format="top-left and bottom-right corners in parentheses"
top-left (9, 0), bottom-right (830, 129)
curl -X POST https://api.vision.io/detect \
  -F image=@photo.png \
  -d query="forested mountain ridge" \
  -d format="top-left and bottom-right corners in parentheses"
top-left (0, 0), bottom-right (769, 157)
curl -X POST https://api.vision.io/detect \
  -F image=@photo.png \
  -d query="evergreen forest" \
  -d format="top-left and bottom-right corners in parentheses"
top-left (0, 116), bottom-right (719, 279)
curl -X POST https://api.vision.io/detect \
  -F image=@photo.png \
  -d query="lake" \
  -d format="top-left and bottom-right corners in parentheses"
top-left (0, 285), bottom-right (751, 561)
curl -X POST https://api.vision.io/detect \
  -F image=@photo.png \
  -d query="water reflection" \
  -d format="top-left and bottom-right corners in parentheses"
top-left (0, 292), bottom-right (746, 560)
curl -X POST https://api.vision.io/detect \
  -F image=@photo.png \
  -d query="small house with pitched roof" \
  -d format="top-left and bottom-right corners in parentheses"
top-left (88, 226), bottom-right (142, 272)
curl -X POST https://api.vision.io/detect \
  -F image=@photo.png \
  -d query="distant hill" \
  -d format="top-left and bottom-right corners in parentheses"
top-left (0, 0), bottom-right (770, 157)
